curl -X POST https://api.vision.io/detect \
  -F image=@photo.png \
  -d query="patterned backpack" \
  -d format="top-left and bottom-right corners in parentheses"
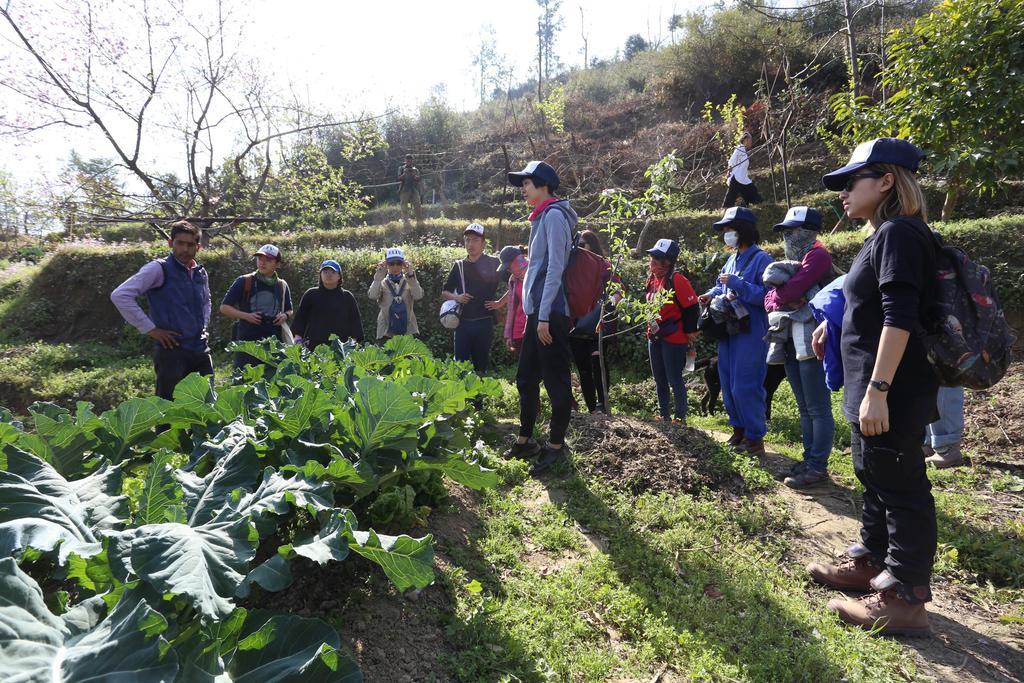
top-left (903, 217), bottom-right (1016, 390)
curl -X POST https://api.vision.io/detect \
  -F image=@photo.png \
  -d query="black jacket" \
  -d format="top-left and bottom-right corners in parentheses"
top-left (291, 285), bottom-right (364, 348)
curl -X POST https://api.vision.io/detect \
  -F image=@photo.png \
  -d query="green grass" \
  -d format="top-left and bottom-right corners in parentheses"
top-left (438, 441), bottom-right (915, 681)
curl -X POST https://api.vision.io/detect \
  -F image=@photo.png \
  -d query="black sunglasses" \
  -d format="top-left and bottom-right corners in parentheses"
top-left (843, 172), bottom-right (884, 192)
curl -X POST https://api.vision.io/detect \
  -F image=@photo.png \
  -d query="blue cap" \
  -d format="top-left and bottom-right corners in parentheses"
top-left (496, 245), bottom-right (523, 274)
top-left (319, 259), bottom-right (341, 273)
top-left (508, 161), bottom-right (560, 192)
top-left (713, 206), bottom-right (757, 230)
top-left (646, 238), bottom-right (680, 261)
top-left (773, 206), bottom-right (822, 232)
top-left (822, 138), bottom-right (925, 190)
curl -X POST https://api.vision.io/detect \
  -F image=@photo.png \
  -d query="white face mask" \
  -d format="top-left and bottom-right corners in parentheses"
top-left (723, 230), bottom-right (739, 248)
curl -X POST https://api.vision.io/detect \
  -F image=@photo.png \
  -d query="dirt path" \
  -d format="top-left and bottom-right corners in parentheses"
top-left (754, 445), bottom-right (1024, 682)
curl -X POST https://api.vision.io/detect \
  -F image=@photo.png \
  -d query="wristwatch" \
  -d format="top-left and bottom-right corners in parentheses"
top-left (868, 379), bottom-right (891, 392)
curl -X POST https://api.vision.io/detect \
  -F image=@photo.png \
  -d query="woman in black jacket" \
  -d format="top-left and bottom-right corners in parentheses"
top-left (806, 138), bottom-right (937, 637)
top-left (291, 259), bottom-right (364, 349)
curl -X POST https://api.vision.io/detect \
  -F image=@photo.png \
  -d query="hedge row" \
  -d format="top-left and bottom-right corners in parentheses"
top-left (5, 214), bottom-right (1023, 372)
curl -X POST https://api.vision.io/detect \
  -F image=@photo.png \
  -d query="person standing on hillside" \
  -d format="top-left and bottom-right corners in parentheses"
top-left (442, 223), bottom-right (501, 373)
top-left (722, 132), bottom-right (763, 208)
top-left (369, 247), bottom-right (424, 341)
top-left (219, 244), bottom-right (294, 369)
top-left (492, 245), bottom-right (530, 356)
top-left (764, 206), bottom-right (836, 489)
top-left (698, 206), bottom-right (774, 456)
top-left (807, 137), bottom-right (938, 637)
top-left (398, 154), bottom-right (424, 227)
top-left (504, 161), bottom-right (576, 476)
top-left (111, 220), bottom-right (212, 400)
top-left (291, 259), bottom-right (364, 349)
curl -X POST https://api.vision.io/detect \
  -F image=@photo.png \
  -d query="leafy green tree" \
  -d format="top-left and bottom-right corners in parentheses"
top-left (624, 34), bottom-right (650, 61)
top-left (264, 144), bottom-right (367, 229)
top-left (847, 0), bottom-right (1024, 219)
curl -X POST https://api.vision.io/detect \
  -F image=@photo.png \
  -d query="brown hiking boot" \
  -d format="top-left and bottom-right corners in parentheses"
top-left (827, 590), bottom-right (931, 637)
top-left (807, 552), bottom-right (882, 592)
top-left (726, 426), bottom-right (745, 447)
top-left (735, 437), bottom-right (765, 456)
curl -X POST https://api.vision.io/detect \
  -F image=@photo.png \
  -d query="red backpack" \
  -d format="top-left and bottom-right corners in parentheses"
top-left (563, 232), bottom-right (612, 319)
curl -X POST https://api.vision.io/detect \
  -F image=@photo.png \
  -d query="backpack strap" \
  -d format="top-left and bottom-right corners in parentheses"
top-left (241, 273), bottom-right (256, 308)
top-left (386, 278), bottom-right (406, 298)
top-left (277, 278), bottom-right (287, 314)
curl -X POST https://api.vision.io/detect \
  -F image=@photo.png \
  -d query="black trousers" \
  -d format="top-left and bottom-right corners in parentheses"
top-left (154, 346), bottom-right (214, 400)
top-left (721, 177), bottom-right (763, 207)
top-left (517, 314), bottom-right (572, 445)
top-left (850, 421), bottom-right (936, 587)
top-left (569, 336), bottom-right (609, 412)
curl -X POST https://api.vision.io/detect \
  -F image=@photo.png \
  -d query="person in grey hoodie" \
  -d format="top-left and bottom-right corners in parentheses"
top-left (505, 160), bottom-right (576, 476)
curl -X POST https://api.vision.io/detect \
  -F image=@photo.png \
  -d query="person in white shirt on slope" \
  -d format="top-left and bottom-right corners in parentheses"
top-left (722, 131), bottom-right (763, 208)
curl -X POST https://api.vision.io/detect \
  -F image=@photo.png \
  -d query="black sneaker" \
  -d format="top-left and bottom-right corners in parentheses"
top-left (506, 439), bottom-right (541, 460)
top-left (529, 444), bottom-right (568, 476)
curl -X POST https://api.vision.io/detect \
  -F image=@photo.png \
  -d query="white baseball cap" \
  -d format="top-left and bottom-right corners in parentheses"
top-left (385, 247), bottom-right (406, 263)
top-left (464, 223), bottom-right (485, 237)
top-left (255, 244), bottom-right (281, 261)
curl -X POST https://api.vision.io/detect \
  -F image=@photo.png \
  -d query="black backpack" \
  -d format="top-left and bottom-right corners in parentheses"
top-left (902, 217), bottom-right (1016, 390)
top-left (386, 279), bottom-right (409, 336)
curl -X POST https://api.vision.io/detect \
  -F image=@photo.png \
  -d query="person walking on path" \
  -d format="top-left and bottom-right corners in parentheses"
top-left (807, 137), bottom-right (939, 637)
top-left (721, 132), bottom-right (763, 208)
top-left (398, 154), bottom-right (424, 226)
top-left (493, 245), bottom-right (530, 356)
top-left (220, 244), bottom-right (294, 369)
top-left (111, 220), bottom-right (212, 400)
top-left (645, 238), bottom-right (700, 423)
top-left (699, 206), bottom-right (774, 456)
top-left (764, 206), bottom-right (837, 488)
top-left (923, 386), bottom-right (965, 469)
top-left (442, 223), bottom-right (501, 373)
top-left (504, 161), bottom-right (576, 476)
top-left (368, 248), bottom-right (424, 340)
top-left (291, 259), bottom-right (364, 349)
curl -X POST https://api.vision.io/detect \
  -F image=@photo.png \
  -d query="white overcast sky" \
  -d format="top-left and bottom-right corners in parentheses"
top-left (1, 0), bottom-right (705, 186)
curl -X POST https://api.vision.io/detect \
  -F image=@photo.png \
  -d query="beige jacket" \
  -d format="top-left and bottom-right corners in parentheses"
top-left (367, 268), bottom-right (424, 339)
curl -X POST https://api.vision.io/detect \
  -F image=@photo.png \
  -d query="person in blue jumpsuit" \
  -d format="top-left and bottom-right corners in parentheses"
top-left (698, 206), bottom-right (774, 456)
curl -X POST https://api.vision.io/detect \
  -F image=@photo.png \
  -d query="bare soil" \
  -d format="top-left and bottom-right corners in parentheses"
top-left (570, 412), bottom-right (745, 495)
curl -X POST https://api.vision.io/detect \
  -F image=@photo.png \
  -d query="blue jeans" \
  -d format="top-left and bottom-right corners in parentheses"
top-left (784, 350), bottom-right (835, 473)
top-left (924, 386), bottom-right (964, 449)
top-left (649, 339), bottom-right (688, 420)
top-left (454, 317), bottom-right (495, 374)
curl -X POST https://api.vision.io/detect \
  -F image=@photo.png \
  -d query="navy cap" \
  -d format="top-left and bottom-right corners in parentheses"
top-left (508, 161), bottom-right (560, 192)
top-left (496, 245), bottom-right (523, 274)
top-left (822, 138), bottom-right (925, 191)
top-left (319, 259), bottom-right (341, 272)
top-left (713, 206), bottom-right (757, 230)
top-left (773, 206), bottom-right (822, 232)
top-left (646, 238), bottom-right (680, 261)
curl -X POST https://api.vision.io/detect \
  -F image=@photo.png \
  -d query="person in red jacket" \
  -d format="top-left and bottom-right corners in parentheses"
top-left (645, 239), bottom-right (700, 422)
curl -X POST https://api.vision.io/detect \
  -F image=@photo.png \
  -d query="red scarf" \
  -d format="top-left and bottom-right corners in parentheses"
top-left (528, 197), bottom-right (559, 221)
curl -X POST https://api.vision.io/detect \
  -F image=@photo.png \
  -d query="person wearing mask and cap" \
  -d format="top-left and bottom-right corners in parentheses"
top-left (722, 132), bottom-right (763, 208)
top-left (504, 160), bottom-right (577, 476)
top-left (443, 223), bottom-right (501, 373)
top-left (369, 247), bottom-right (423, 340)
top-left (220, 243), bottom-right (293, 369)
top-left (645, 238), bottom-right (700, 423)
top-left (291, 259), bottom-right (364, 349)
top-left (764, 206), bottom-right (837, 488)
top-left (806, 137), bottom-right (938, 637)
top-left (698, 206), bottom-right (774, 456)
top-left (110, 220), bottom-right (212, 400)
top-left (492, 245), bottom-right (530, 355)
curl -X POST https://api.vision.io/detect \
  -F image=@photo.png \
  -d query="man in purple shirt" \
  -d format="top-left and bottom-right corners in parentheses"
top-left (111, 220), bottom-right (213, 400)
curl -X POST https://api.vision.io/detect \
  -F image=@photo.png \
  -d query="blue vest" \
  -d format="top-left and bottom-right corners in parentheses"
top-left (146, 256), bottom-right (209, 352)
